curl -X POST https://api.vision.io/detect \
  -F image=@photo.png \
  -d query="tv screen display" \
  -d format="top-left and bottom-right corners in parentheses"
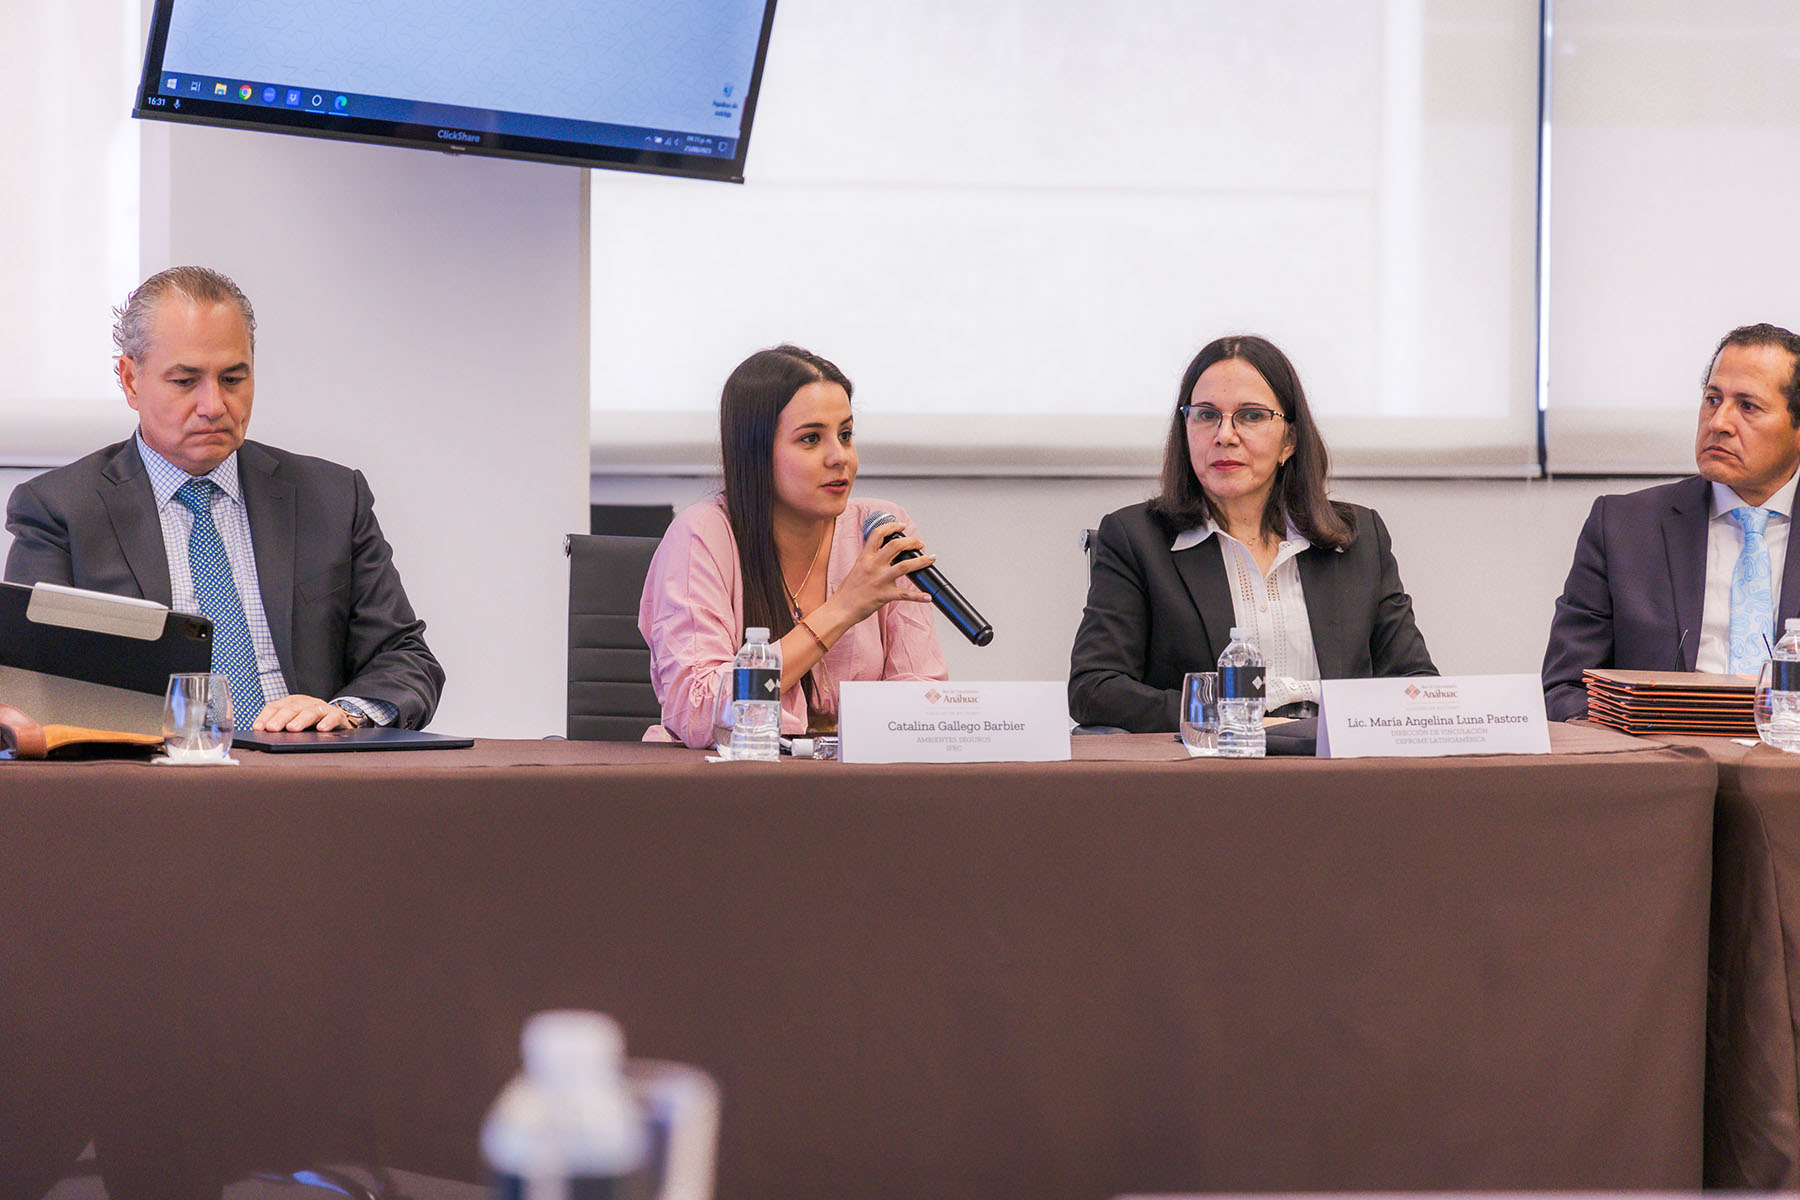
top-left (133, 0), bottom-right (778, 182)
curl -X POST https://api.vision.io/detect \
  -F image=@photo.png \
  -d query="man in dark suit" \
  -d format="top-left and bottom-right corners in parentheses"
top-left (4, 265), bottom-right (442, 730)
top-left (1542, 323), bottom-right (1800, 721)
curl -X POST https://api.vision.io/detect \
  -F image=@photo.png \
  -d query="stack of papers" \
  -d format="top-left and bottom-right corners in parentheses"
top-left (1583, 668), bottom-right (1756, 736)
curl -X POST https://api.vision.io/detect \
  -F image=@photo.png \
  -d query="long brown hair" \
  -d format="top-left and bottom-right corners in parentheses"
top-left (1148, 334), bottom-right (1354, 550)
top-left (720, 345), bottom-right (853, 705)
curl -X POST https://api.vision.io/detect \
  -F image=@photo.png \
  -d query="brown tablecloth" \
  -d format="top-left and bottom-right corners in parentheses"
top-left (0, 725), bottom-right (1714, 1200)
top-left (1672, 734), bottom-right (1800, 1188)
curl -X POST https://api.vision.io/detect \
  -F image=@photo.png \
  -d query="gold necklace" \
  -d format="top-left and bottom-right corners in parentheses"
top-left (782, 527), bottom-right (828, 618)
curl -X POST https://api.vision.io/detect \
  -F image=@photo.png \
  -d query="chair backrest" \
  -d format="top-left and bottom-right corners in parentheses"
top-left (567, 533), bottom-right (664, 741)
top-left (590, 502), bottom-right (675, 538)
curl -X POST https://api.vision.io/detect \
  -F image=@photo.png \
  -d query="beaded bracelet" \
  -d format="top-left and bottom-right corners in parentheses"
top-left (795, 615), bottom-right (829, 654)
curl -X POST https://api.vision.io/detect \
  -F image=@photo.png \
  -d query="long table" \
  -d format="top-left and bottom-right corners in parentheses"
top-left (0, 726), bottom-right (1715, 1200)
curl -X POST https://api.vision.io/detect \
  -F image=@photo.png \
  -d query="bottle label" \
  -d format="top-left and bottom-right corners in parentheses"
top-left (1774, 661), bottom-right (1800, 691)
top-left (1219, 665), bottom-right (1265, 701)
top-left (734, 666), bottom-right (780, 702)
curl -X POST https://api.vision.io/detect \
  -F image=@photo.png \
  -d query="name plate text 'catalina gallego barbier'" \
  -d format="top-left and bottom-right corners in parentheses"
top-left (1317, 674), bottom-right (1551, 759)
top-left (837, 681), bottom-right (1071, 764)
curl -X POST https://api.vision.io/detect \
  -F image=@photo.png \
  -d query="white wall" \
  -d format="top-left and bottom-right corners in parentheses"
top-left (0, 125), bottom-right (592, 738)
top-left (149, 126), bottom-right (591, 737)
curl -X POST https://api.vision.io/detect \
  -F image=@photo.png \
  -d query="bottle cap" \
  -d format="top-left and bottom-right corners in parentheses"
top-left (1229, 627), bottom-right (1248, 640)
top-left (521, 1010), bottom-right (625, 1084)
top-left (489, 1010), bottom-right (649, 1177)
top-left (1787, 619), bottom-right (1800, 633)
top-left (745, 626), bottom-right (770, 643)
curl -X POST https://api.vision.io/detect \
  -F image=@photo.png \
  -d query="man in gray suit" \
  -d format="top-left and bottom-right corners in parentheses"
top-left (1542, 323), bottom-right (1800, 720)
top-left (4, 265), bottom-right (442, 730)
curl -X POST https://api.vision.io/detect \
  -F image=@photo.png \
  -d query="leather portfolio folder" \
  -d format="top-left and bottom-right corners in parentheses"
top-left (1582, 667), bottom-right (1755, 736)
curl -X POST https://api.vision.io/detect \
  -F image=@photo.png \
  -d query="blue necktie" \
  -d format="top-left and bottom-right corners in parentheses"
top-left (174, 478), bottom-right (265, 719)
top-left (1729, 506), bottom-right (1775, 676)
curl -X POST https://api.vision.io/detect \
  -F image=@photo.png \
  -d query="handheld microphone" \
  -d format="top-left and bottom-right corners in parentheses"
top-left (860, 510), bottom-right (994, 647)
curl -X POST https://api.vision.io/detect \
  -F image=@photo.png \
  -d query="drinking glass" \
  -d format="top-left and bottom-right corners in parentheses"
top-left (711, 681), bottom-right (735, 759)
top-left (1180, 671), bottom-right (1220, 757)
top-left (163, 672), bottom-right (234, 763)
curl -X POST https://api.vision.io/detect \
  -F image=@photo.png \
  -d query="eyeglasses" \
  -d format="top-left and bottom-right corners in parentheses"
top-left (1180, 405), bottom-right (1287, 434)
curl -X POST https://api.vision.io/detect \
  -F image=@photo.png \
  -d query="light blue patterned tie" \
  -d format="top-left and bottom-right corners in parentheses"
top-left (1729, 506), bottom-right (1775, 676)
top-left (174, 478), bottom-right (265, 719)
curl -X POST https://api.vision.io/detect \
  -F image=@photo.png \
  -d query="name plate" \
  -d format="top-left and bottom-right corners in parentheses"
top-left (838, 681), bottom-right (1071, 764)
top-left (1317, 674), bottom-right (1550, 759)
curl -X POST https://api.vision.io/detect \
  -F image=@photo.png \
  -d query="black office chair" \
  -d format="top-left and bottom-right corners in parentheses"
top-left (589, 503), bottom-right (674, 538)
top-left (566, 534), bottom-right (665, 741)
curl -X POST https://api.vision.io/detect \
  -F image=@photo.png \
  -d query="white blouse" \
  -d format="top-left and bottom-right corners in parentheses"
top-left (1171, 519), bottom-right (1321, 710)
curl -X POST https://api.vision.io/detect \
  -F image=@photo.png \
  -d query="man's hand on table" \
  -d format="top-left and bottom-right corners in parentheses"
top-left (252, 695), bottom-right (363, 732)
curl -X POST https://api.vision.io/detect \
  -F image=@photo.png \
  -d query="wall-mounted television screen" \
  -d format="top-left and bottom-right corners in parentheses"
top-left (133, 0), bottom-right (778, 182)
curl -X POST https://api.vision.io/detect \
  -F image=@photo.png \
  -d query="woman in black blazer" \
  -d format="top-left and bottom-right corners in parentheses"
top-left (1069, 335), bottom-right (1436, 732)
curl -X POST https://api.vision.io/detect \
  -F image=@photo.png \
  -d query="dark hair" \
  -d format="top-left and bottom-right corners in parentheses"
top-left (1708, 323), bottom-right (1800, 425)
top-left (720, 345), bottom-right (853, 705)
top-left (1148, 334), bottom-right (1353, 550)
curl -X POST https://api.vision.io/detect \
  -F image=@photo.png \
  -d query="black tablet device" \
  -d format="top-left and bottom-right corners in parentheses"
top-left (232, 726), bottom-right (475, 753)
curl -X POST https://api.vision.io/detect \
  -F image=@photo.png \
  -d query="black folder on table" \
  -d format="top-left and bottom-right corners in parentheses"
top-left (1264, 716), bottom-right (1320, 756)
top-left (232, 727), bottom-right (475, 753)
top-left (0, 580), bottom-right (211, 737)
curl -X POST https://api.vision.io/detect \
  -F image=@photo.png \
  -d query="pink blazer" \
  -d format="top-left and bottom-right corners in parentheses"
top-left (638, 496), bottom-right (949, 748)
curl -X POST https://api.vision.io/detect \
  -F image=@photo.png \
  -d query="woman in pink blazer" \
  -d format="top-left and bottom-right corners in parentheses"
top-left (638, 345), bottom-right (948, 747)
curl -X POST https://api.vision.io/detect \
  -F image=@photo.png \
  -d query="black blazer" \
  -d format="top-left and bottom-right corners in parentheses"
top-left (4, 438), bottom-right (444, 729)
top-left (1068, 501), bottom-right (1437, 732)
top-left (1540, 475), bottom-right (1800, 721)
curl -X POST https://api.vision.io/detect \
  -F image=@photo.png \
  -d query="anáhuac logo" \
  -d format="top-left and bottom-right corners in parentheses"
top-left (1404, 682), bottom-right (1462, 705)
top-left (925, 688), bottom-right (942, 704)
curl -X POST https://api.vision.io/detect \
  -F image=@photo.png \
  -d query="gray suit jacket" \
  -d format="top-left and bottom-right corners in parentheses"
top-left (4, 438), bottom-right (443, 728)
top-left (1068, 500), bottom-right (1437, 732)
top-left (1541, 475), bottom-right (1800, 721)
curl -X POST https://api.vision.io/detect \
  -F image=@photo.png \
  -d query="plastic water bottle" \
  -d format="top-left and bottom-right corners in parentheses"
top-left (1764, 619), bottom-right (1800, 753)
top-left (1217, 626), bottom-right (1266, 758)
top-left (482, 1010), bottom-right (651, 1200)
top-left (730, 626), bottom-right (781, 763)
